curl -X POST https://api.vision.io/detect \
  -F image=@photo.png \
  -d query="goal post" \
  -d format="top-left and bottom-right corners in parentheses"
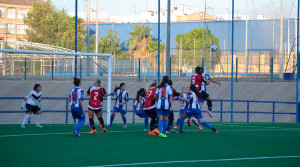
top-left (0, 49), bottom-right (112, 125)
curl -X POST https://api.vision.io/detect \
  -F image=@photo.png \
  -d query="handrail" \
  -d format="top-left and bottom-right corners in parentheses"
top-left (0, 96), bottom-right (296, 123)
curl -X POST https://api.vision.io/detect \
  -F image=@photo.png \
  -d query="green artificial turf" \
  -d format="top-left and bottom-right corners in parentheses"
top-left (0, 123), bottom-right (300, 167)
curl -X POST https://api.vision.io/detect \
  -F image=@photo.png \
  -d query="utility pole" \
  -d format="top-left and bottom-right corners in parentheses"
top-left (279, 0), bottom-right (284, 79)
top-left (202, 0), bottom-right (207, 71)
top-left (158, 0), bottom-right (161, 82)
top-left (245, 0), bottom-right (248, 78)
top-left (75, 0), bottom-right (78, 77)
top-left (86, 0), bottom-right (91, 76)
top-left (193, 38), bottom-right (196, 66)
top-left (166, 0), bottom-right (171, 77)
top-left (94, 0), bottom-right (99, 77)
top-left (179, 38), bottom-right (182, 76)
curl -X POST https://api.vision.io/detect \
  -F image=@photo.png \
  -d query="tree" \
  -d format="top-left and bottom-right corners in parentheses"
top-left (175, 27), bottom-right (221, 71)
top-left (90, 29), bottom-right (122, 55)
top-left (127, 24), bottom-right (165, 70)
top-left (24, 0), bottom-right (85, 51)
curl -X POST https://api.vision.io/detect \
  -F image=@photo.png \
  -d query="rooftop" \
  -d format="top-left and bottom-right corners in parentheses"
top-left (0, 0), bottom-right (42, 6)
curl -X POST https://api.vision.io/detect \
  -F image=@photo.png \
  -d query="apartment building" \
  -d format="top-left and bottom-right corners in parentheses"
top-left (0, 0), bottom-right (39, 43)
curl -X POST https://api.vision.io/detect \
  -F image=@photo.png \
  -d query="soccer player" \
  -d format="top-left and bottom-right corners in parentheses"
top-left (173, 87), bottom-right (203, 130)
top-left (20, 84), bottom-right (43, 128)
top-left (133, 88), bottom-right (149, 131)
top-left (109, 83), bottom-right (129, 128)
top-left (155, 76), bottom-right (173, 138)
top-left (166, 79), bottom-right (181, 133)
top-left (69, 77), bottom-right (85, 136)
top-left (178, 84), bottom-right (219, 134)
top-left (199, 67), bottom-right (221, 117)
top-left (191, 66), bottom-right (203, 92)
top-left (87, 79), bottom-right (107, 134)
top-left (143, 81), bottom-right (159, 135)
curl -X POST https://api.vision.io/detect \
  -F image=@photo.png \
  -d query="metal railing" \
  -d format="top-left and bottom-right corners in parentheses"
top-left (0, 97), bottom-right (296, 123)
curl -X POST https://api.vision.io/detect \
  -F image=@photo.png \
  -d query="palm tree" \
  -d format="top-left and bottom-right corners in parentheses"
top-left (127, 25), bottom-right (151, 61)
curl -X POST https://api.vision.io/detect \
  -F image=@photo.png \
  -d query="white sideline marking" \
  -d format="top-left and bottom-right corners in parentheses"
top-left (86, 155), bottom-right (300, 167)
top-left (0, 127), bottom-right (299, 138)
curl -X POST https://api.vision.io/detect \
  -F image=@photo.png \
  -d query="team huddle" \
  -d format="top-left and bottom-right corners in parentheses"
top-left (20, 66), bottom-right (220, 138)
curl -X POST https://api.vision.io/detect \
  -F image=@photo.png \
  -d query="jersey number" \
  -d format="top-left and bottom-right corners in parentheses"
top-left (72, 92), bottom-right (78, 104)
top-left (161, 88), bottom-right (166, 98)
top-left (94, 92), bottom-right (99, 100)
top-left (191, 76), bottom-right (196, 84)
top-left (147, 90), bottom-right (152, 98)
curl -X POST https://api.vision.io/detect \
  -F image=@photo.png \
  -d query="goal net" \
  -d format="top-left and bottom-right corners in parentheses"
top-left (0, 49), bottom-right (114, 125)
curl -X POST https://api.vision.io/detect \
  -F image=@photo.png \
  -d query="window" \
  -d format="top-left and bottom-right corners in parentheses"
top-left (17, 9), bottom-right (27, 19)
top-left (17, 24), bottom-right (26, 35)
top-left (0, 23), bottom-right (4, 33)
top-left (7, 8), bottom-right (15, 19)
top-left (7, 23), bottom-right (15, 34)
top-left (7, 38), bottom-right (15, 42)
top-left (0, 7), bottom-right (5, 18)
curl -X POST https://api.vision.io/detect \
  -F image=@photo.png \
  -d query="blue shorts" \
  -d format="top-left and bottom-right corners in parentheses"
top-left (179, 108), bottom-right (186, 117)
top-left (113, 107), bottom-right (126, 115)
top-left (186, 108), bottom-right (203, 119)
top-left (71, 107), bottom-right (85, 120)
top-left (134, 109), bottom-right (148, 119)
top-left (198, 98), bottom-right (205, 103)
top-left (157, 109), bottom-right (170, 117)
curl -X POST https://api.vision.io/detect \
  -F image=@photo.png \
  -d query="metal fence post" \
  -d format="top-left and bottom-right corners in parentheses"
top-left (247, 101), bottom-right (250, 123)
top-left (65, 99), bottom-right (69, 123)
top-left (132, 101), bottom-right (135, 124)
top-left (272, 102), bottom-right (275, 123)
top-left (51, 58), bottom-right (54, 80)
top-left (270, 52), bottom-right (274, 82)
top-left (80, 58), bottom-right (82, 80)
top-left (24, 58), bottom-right (26, 80)
top-left (170, 57), bottom-right (172, 79)
top-left (236, 57), bottom-right (238, 82)
top-left (220, 101), bottom-right (223, 122)
top-left (138, 58), bottom-right (140, 81)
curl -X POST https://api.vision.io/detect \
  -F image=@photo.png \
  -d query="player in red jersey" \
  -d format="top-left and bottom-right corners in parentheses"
top-left (87, 79), bottom-right (107, 134)
top-left (189, 66), bottom-right (205, 125)
top-left (143, 81), bottom-right (159, 135)
top-left (190, 66), bottom-right (203, 92)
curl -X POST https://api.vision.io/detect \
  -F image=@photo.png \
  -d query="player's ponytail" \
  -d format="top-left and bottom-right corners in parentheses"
top-left (136, 88), bottom-right (145, 101)
top-left (190, 84), bottom-right (201, 98)
top-left (73, 77), bottom-right (81, 86)
top-left (157, 76), bottom-right (169, 88)
top-left (93, 78), bottom-right (101, 87)
top-left (114, 82), bottom-right (125, 92)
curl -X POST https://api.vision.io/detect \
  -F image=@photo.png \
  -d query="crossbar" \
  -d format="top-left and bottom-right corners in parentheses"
top-left (0, 49), bottom-right (112, 57)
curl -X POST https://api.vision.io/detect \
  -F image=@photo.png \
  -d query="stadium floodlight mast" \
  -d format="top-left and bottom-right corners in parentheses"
top-left (0, 49), bottom-right (113, 125)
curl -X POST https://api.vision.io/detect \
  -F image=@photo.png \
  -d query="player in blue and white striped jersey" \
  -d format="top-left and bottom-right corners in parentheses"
top-left (109, 83), bottom-right (129, 128)
top-left (133, 88), bottom-right (149, 131)
top-left (69, 77), bottom-right (85, 136)
top-left (178, 84), bottom-right (219, 134)
top-left (174, 87), bottom-right (189, 129)
top-left (155, 76), bottom-right (173, 138)
top-left (20, 84), bottom-right (43, 128)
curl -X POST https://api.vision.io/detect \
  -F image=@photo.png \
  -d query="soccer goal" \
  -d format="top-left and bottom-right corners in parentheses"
top-left (0, 49), bottom-right (113, 124)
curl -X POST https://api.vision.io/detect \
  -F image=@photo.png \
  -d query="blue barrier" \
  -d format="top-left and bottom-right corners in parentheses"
top-left (0, 97), bottom-right (296, 123)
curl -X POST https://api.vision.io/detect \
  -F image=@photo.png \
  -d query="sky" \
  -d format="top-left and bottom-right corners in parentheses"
top-left (50, 0), bottom-right (298, 19)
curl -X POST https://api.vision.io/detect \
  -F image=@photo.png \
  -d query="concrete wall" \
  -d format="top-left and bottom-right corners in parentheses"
top-left (0, 79), bottom-right (297, 124)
